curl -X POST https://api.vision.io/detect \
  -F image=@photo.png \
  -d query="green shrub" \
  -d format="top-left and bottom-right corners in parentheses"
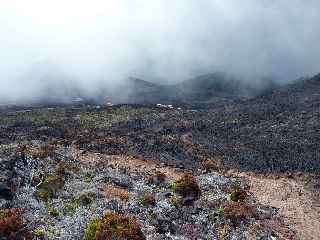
top-left (171, 174), bottom-right (201, 199)
top-left (84, 212), bottom-right (145, 240)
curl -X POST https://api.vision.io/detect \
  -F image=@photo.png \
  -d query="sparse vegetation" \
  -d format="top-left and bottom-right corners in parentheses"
top-left (75, 192), bottom-right (94, 206)
top-left (47, 204), bottom-right (61, 217)
top-left (36, 174), bottom-right (65, 201)
top-left (2, 78), bottom-right (319, 240)
top-left (21, 144), bottom-right (56, 159)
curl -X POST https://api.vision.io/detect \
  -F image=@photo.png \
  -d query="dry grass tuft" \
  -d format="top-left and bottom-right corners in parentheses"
top-left (103, 185), bottom-right (134, 201)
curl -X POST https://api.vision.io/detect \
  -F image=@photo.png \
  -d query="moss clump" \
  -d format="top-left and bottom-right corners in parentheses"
top-left (171, 174), bottom-right (201, 199)
top-left (35, 228), bottom-right (45, 238)
top-left (84, 212), bottom-right (145, 240)
top-left (47, 205), bottom-right (61, 217)
top-left (36, 175), bottom-right (65, 201)
top-left (139, 194), bottom-right (156, 207)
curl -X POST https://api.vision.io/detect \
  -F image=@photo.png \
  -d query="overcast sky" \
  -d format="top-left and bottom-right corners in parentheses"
top-left (0, 0), bottom-right (320, 102)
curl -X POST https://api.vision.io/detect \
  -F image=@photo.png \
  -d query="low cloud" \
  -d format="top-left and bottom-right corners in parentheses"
top-left (0, 0), bottom-right (319, 103)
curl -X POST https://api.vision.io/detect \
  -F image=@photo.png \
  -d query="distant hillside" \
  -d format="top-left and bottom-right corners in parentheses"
top-left (119, 73), bottom-right (279, 104)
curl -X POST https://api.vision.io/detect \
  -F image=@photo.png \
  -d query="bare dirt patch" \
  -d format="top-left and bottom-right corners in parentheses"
top-left (71, 148), bottom-right (184, 179)
top-left (238, 172), bottom-right (320, 240)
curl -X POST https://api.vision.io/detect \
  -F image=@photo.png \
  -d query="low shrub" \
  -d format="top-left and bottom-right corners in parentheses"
top-left (103, 185), bottom-right (133, 201)
top-left (84, 212), bottom-right (145, 240)
top-left (220, 202), bottom-right (255, 223)
top-left (0, 209), bottom-right (33, 239)
top-left (229, 187), bottom-right (248, 202)
top-left (169, 196), bottom-right (182, 207)
top-left (35, 228), bottom-right (45, 239)
top-left (171, 174), bottom-right (201, 199)
top-left (147, 171), bottom-right (166, 185)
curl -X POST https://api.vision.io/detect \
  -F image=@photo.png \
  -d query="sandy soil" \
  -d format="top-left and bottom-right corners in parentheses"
top-left (238, 172), bottom-right (320, 240)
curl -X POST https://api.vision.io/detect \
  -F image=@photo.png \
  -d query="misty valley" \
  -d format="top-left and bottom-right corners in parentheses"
top-left (1, 1), bottom-right (320, 239)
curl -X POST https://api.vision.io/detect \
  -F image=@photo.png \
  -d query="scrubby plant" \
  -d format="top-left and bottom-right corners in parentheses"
top-left (84, 212), bottom-right (145, 240)
top-left (35, 227), bottom-right (45, 239)
top-left (0, 209), bottom-right (33, 239)
top-left (229, 187), bottom-right (248, 202)
top-left (85, 217), bottom-right (101, 240)
top-left (36, 174), bottom-right (65, 201)
top-left (171, 174), bottom-right (201, 199)
top-left (220, 202), bottom-right (255, 223)
top-left (218, 224), bottom-right (231, 240)
top-left (139, 193), bottom-right (156, 207)
top-left (147, 171), bottom-right (166, 185)
top-left (104, 185), bottom-right (133, 201)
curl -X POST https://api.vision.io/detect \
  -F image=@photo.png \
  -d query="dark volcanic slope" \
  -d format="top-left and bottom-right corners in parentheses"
top-left (211, 74), bottom-right (320, 172)
top-left (0, 74), bottom-right (319, 173)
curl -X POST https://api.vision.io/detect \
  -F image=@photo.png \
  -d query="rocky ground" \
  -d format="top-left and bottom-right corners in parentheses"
top-left (1, 142), bottom-right (297, 239)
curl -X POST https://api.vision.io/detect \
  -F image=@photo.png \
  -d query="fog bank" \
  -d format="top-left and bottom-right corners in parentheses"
top-left (0, 0), bottom-right (320, 102)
